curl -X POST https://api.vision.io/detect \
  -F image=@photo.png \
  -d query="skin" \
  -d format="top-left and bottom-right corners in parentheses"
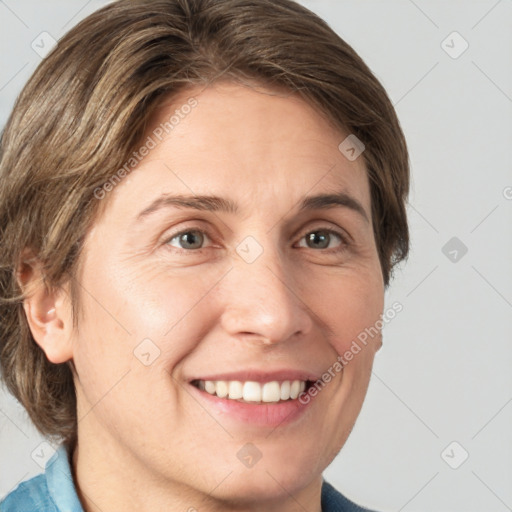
top-left (24, 81), bottom-right (384, 512)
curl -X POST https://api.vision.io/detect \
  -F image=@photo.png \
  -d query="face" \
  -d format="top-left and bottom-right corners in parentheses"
top-left (70, 82), bottom-right (384, 507)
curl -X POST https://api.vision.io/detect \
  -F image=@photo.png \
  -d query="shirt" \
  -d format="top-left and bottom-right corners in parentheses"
top-left (0, 445), bottom-right (377, 512)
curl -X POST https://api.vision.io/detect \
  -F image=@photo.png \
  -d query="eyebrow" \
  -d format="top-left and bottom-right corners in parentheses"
top-left (135, 191), bottom-right (369, 223)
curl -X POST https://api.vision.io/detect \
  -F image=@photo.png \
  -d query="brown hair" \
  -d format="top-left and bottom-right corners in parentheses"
top-left (0, 0), bottom-right (409, 443)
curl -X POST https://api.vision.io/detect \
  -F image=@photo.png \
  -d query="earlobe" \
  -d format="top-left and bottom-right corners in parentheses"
top-left (18, 255), bottom-right (74, 364)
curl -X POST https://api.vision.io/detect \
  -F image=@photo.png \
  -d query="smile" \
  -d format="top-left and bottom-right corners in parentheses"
top-left (191, 379), bottom-right (310, 403)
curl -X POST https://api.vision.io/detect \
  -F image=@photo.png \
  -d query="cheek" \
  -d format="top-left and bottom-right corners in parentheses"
top-left (308, 266), bottom-right (384, 356)
top-left (70, 263), bottom-right (225, 432)
top-left (74, 258), bottom-right (224, 371)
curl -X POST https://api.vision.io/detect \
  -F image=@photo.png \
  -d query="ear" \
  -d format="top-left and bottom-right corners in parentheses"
top-left (17, 252), bottom-right (74, 364)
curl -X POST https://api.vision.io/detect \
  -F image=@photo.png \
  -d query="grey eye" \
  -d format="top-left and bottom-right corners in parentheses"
top-left (300, 230), bottom-right (341, 250)
top-left (168, 230), bottom-right (205, 250)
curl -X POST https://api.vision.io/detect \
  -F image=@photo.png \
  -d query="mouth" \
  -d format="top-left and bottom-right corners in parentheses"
top-left (187, 371), bottom-right (324, 427)
top-left (190, 379), bottom-right (314, 404)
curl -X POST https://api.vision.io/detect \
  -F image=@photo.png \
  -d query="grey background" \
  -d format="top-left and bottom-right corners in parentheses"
top-left (1, 1), bottom-right (511, 510)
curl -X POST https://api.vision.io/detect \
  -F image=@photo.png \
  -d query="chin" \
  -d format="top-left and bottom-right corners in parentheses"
top-left (200, 443), bottom-right (325, 505)
top-left (209, 467), bottom-right (320, 506)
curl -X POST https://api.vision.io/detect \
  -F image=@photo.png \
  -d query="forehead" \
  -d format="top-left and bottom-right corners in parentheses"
top-left (94, 81), bottom-right (371, 225)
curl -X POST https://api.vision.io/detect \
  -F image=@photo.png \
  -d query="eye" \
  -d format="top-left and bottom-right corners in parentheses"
top-left (162, 226), bottom-right (347, 254)
top-left (165, 229), bottom-right (210, 250)
top-left (296, 229), bottom-right (345, 251)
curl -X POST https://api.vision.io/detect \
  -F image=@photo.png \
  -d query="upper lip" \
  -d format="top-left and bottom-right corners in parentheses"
top-left (189, 369), bottom-right (320, 383)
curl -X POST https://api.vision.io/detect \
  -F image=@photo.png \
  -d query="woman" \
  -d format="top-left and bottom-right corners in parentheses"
top-left (0, 0), bottom-right (409, 510)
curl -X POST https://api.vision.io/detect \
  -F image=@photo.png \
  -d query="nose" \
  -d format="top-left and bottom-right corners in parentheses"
top-left (219, 242), bottom-right (314, 346)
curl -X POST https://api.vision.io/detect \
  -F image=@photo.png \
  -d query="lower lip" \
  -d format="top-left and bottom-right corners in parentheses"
top-left (188, 384), bottom-right (313, 428)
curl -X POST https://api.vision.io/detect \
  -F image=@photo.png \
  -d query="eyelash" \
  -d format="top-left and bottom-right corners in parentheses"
top-left (162, 226), bottom-right (350, 255)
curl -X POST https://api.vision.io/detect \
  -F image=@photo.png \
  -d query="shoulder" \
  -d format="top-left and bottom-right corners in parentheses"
top-left (321, 480), bottom-right (379, 512)
top-left (0, 473), bottom-right (58, 512)
top-left (1, 443), bottom-right (83, 512)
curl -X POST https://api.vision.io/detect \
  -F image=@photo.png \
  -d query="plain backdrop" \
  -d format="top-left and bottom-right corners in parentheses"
top-left (1, 1), bottom-right (511, 511)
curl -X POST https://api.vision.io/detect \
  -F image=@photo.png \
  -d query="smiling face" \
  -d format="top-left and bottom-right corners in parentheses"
top-left (68, 81), bottom-right (384, 510)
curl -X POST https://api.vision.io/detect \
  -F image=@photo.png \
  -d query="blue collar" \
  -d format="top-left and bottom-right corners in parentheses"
top-left (46, 444), bottom-right (84, 512)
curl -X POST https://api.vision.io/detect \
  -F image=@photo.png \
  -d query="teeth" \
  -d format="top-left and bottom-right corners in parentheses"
top-left (243, 381), bottom-right (261, 402)
top-left (228, 381), bottom-right (243, 399)
top-left (196, 379), bottom-right (308, 403)
top-left (205, 381), bottom-right (216, 394)
top-left (290, 380), bottom-right (300, 399)
top-left (280, 380), bottom-right (291, 400)
top-left (261, 381), bottom-right (281, 402)
top-left (215, 381), bottom-right (228, 398)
